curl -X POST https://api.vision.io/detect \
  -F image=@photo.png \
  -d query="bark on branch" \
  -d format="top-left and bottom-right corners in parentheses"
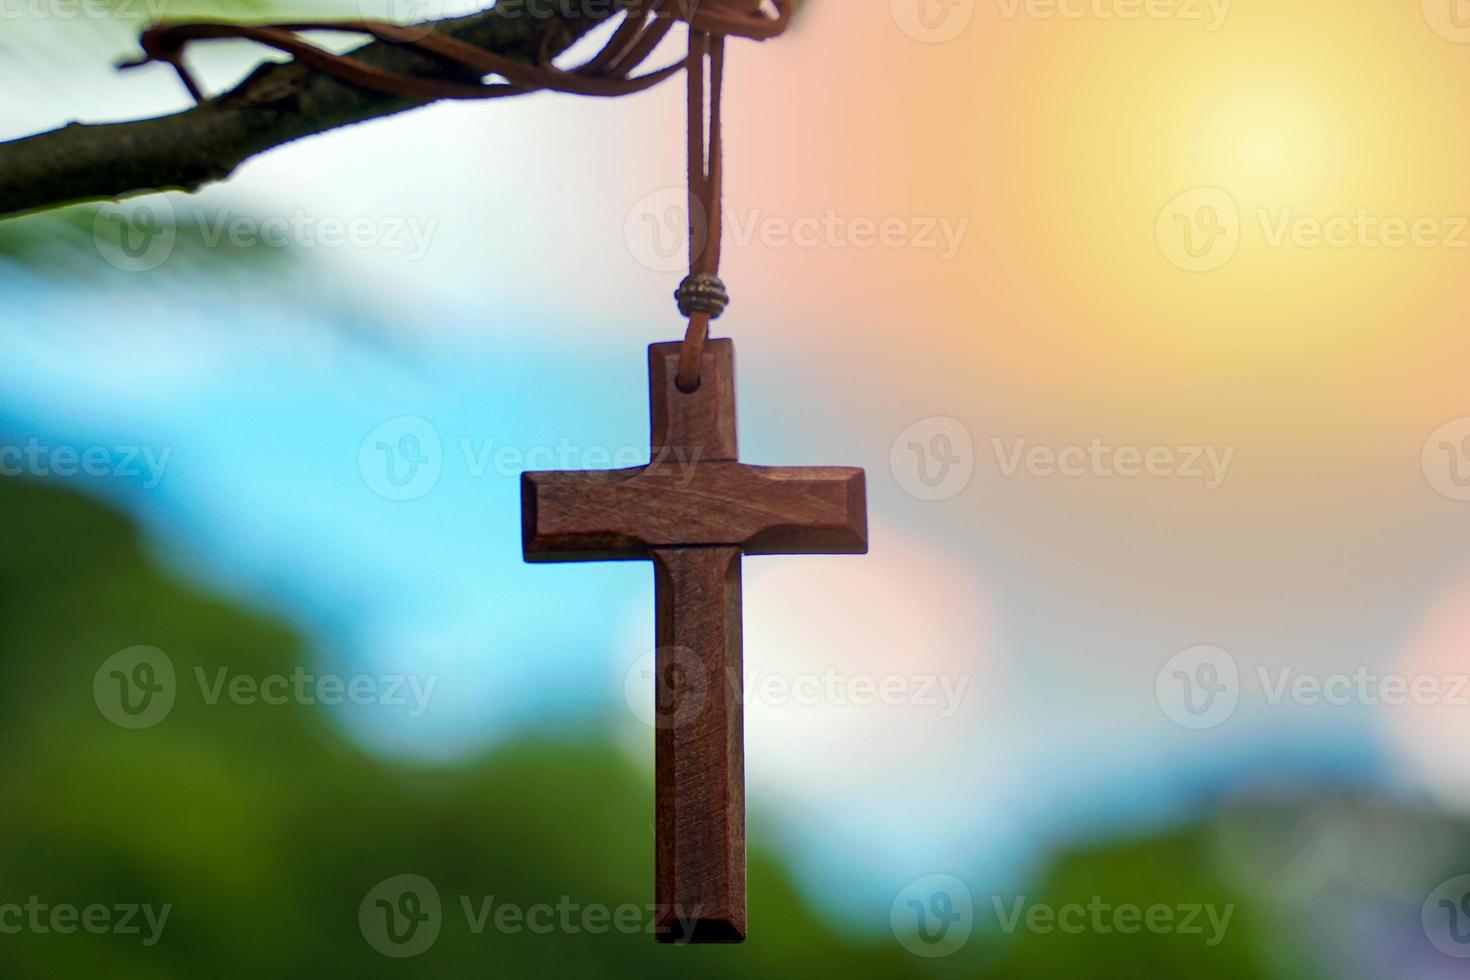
top-left (0, 1), bottom-right (619, 219)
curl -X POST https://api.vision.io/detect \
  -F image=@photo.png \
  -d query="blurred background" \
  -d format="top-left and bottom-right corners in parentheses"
top-left (4, 0), bottom-right (1470, 975)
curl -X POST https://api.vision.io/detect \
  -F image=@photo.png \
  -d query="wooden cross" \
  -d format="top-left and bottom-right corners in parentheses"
top-left (522, 339), bottom-right (868, 943)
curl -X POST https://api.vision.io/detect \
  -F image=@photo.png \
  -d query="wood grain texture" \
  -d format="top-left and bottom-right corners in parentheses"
top-left (652, 546), bottom-right (745, 942)
top-left (521, 338), bottom-right (869, 943)
top-left (650, 339), bottom-right (739, 463)
top-left (522, 463), bottom-right (867, 562)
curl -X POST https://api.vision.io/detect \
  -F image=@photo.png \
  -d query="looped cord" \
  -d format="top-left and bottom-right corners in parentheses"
top-left (673, 23), bottom-right (723, 392)
top-left (122, 0), bottom-right (793, 390)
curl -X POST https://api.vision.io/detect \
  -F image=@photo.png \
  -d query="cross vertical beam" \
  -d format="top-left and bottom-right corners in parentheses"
top-left (649, 338), bottom-right (744, 942)
top-left (653, 544), bottom-right (745, 942)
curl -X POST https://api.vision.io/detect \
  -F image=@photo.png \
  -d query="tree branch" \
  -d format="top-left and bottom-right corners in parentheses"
top-left (0, 1), bottom-right (620, 219)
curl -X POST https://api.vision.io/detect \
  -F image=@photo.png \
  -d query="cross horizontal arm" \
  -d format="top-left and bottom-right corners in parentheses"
top-left (522, 463), bottom-right (867, 562)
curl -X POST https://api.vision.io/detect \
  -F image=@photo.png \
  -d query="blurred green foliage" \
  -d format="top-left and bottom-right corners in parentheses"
top-left (0, 204), bottom-right (295, 281)
top-left (0, 476), bottom-right (1323, 976)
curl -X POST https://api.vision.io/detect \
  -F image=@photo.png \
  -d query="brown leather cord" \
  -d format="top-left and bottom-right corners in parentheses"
top-left (674, 28), bottom-right (723, 392)
top-left (121, 0), bottom-right (792, 389)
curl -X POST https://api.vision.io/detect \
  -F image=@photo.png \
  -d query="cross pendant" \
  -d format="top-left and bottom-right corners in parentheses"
top-left (521, 339), bottom-right (868, 943)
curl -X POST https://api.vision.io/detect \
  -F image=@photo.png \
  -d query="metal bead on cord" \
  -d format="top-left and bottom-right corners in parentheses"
top-left (676, 273), bottom-right (729, 319)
